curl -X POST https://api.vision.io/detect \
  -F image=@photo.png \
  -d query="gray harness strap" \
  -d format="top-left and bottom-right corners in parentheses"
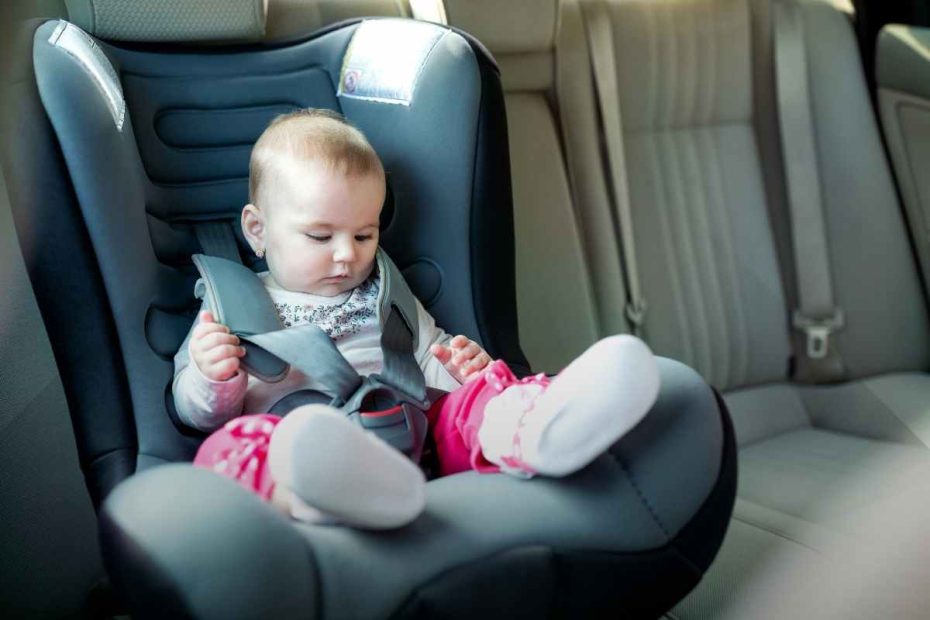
top-left (245, 327), bottom-right (362, 404)
top-left (194, 221), bottom-right (242, 265)
top-left (190, 249), bottom-right (433, 460)
top-left (378, 302), bottom-right (427, 400)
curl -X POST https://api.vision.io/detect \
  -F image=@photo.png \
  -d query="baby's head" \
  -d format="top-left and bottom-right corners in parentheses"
top-left (242, 108), bottom-right (385, 297)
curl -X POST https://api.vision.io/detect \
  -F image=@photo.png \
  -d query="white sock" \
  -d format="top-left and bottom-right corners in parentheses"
top-left (267, 404), bottom-right (426, 529)
top-left (478, 335), bottom-right (660, 478)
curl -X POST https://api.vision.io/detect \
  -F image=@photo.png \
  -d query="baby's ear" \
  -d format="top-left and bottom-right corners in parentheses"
top-left (241, 204), bottom-right (265, 251)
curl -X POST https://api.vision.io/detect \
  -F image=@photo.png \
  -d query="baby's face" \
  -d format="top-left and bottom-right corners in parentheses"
top-left (247, 158), bottom-right (383, 297)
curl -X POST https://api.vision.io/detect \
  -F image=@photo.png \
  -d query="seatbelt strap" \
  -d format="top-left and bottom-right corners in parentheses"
top-left (582, 0), bottom-right (647, 337)
top-left (774, 0), bottom-right (845, 380)
top-left (194, 221), bottom-right (242, 264)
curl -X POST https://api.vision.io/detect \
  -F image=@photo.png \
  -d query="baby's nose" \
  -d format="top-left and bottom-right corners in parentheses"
top-left (333, 240), bottom-right (356, 262)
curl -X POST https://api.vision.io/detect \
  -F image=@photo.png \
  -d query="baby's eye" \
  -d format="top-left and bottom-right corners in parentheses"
top-left (355, 234), bottom-right (374, 242)
top-left (306, 233), bottom-right (331, 242)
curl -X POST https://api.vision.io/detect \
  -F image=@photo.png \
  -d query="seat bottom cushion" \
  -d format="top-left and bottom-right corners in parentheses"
top-left (725, 373), bottom-right (930, 532)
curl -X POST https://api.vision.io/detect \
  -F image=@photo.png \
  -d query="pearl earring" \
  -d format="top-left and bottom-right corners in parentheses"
top-left (256, 248), bottom-right (265, 258)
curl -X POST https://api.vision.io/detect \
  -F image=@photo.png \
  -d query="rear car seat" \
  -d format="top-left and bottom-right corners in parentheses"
top-left (584, 0), bottom-right (930, 530)
top-left (265, 0), bottom-right (409, 42)
top-left (9, 0), bottom-right (737, 616)
top-left (443, 0), bottom-right (930, 612)
top-left (548, 0), bottom-right (930, 613)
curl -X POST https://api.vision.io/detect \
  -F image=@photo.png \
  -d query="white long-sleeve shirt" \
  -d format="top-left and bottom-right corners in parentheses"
top-left (173, 271), bottom-right (461, 432)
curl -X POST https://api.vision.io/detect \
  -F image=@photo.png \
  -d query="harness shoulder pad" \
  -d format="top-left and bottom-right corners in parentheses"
top-left (376, 249), bottom-right (420, 350)
top-left (191, 254), bottom-right (289, 382)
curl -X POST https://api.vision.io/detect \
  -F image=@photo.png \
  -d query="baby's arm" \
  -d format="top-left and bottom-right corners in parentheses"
top-left (173, 309), bottom-right (249, 432)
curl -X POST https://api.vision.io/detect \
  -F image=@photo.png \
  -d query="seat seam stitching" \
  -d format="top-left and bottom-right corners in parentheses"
top-left (612, 451), bottom-right (671, 539)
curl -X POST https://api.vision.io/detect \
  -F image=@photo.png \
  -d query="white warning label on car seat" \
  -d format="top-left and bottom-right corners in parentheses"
top-left (339, 20), bottom-right (446, 106)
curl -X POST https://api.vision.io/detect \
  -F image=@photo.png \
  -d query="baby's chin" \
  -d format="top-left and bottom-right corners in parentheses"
top-left (305, 276), bottom-right (363, 297)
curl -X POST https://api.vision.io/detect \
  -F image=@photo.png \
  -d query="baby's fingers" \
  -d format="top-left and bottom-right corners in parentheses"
top-left (203, 343), bottom-right (247, 365)
top-left (460, 352), bottom-right (491, 380)
top-left (431, 343), bottom-right (452, 365)
top-left (193, 318), bottom-right (230, 340)
top-left (452, 341), bottom-right (482, 365)
top-left (206, 356), bottom-right (242, 382)
top-left (449, 335), bottom-right (470, 349)
top-left (199, 330), bottom-right (240, 351)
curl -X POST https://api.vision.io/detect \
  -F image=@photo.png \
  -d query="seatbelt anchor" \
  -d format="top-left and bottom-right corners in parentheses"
top-left (792, 308), bottom-right (844, 360)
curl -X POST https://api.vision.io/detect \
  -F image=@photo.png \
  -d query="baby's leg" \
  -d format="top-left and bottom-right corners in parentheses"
top-left (268, 405), bottom-right (426, 529)
top-left (195, 409), bottom-right (426, 529)
top-left (478, 335), bottom-right (659, 477)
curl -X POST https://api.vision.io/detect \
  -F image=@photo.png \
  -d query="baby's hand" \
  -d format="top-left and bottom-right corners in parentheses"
top-left (431, 335), bottom-right (492, 384)
top-left (189, 310), bottom-right (246, 382)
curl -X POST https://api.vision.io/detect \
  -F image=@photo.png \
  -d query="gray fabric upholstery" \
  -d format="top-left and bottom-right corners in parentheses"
top-left (64, 0), bottom-right (266, 42)
top-left (0, 157), bottom-right (103, 616)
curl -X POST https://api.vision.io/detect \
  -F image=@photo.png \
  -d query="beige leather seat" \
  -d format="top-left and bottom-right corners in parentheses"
top-left (446, 0), bottom-right (930, 614)
top-left (265, 0), bottom-right (409, 41)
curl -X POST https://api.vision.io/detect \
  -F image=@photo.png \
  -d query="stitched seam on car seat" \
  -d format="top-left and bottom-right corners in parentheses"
top-left (861, 380), bottom-right (927, 446)
top-left (613, 451), bottom-right (671, 539)
top-left (732, 514), bottom-right (820, 552)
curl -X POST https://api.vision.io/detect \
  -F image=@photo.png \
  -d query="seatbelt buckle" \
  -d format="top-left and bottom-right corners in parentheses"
top-left (792, 308), bottom-right (844, 360)
top-left (625, 299), bottom-right (647, 328)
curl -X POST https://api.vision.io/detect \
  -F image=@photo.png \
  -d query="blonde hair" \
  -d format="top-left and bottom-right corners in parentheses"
top-left (248, 108), bottom-right (384, 206)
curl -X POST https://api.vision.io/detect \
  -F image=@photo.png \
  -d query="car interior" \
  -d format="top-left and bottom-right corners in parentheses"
top-left (3, 0), bottom-right (930, 618)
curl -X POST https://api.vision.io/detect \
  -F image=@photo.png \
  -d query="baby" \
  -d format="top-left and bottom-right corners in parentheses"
top-left (173, 109), bottom-right (659, 529)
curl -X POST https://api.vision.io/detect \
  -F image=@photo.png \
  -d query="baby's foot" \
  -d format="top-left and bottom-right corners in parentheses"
top-left (268, 404), bottom-right (426, 529)
top-left (479, 335), bottom-right (659, 477)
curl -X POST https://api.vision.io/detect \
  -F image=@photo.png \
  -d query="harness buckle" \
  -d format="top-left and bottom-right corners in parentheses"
top-left (793, 308), bottom-right (844, 360)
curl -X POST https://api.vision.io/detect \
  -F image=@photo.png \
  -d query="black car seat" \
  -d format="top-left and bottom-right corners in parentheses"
top-left (11, 0), bottom-right (736, 616)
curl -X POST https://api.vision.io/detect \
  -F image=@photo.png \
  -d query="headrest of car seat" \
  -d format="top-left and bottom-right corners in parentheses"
top-left (63, 0), bottom-right (267, 43)
top-left (265, 0), bottom-right (406, 42)
top-left (443, 0), bottom-right (557, 55)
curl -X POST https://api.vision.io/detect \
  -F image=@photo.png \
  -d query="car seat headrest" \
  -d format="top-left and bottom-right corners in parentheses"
top-left (265, 0), bottom-right (406, 43)
top-left (443, 0), bottom-right (557, 55)
top-left (63, 0), bottom-right (267, 43)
